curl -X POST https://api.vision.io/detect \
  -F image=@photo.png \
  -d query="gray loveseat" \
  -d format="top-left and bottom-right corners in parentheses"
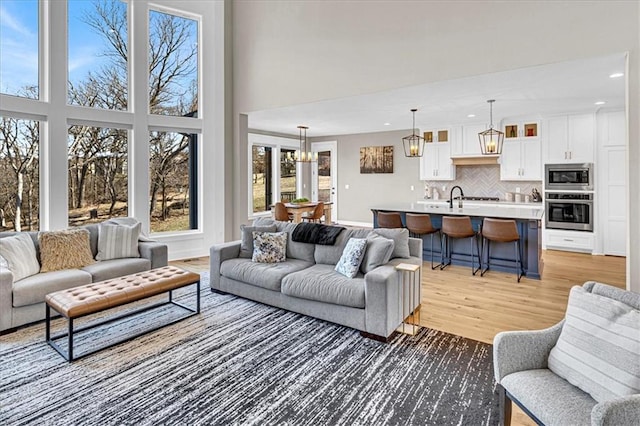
top-left (209, 220), bottom-right (423, 341)
top-left (493, 281), bottom-right (640, 426)
top-left (0, 222), bottom-right (168, 333)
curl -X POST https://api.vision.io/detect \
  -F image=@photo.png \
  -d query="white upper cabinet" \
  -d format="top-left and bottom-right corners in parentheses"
top-left (451, 123), bottom-right (485, 157)
top-left (500, 117), bottom-right (542, 181)
top-left (544, 113), bottom-right (595, 163)
top-left (420, 141), bottom-right (455, 181)
top-left (500, 138), bottom-right (542, 181)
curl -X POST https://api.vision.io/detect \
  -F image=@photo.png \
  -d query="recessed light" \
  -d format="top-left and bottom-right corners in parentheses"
top-left (467, 114), bottom-right (476, 118)
top-left (609, 72), bottom-right (624, 79)
top-left (383, 122), bottom-right (391, 126)
top-left (594, 101), bottom-right (606, 105)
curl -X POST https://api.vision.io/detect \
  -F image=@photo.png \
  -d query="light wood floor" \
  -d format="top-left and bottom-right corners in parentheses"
top-left (171, 249), bottom-right (627, 426)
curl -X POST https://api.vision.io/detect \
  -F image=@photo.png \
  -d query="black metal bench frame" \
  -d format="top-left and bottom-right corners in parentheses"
top-left (46, 280), bottom-right (200, 362)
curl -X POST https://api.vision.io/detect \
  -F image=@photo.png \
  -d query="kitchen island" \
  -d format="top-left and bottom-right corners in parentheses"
top-left (372, 201), bottom-right (544, 279)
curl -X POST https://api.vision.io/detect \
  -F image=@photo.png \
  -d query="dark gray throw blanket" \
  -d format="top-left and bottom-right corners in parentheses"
top-left (292, 222), bottom-right (346, 245)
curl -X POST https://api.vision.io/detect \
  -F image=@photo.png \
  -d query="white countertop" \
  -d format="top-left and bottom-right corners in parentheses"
top-left (373, 201), bottom-right (544, 220)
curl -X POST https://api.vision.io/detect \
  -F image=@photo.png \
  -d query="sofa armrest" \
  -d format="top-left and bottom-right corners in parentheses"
top-left (408, 237), bottom-right (423, 258)
top-left (493, 321), bottom-right (564, 383)
top-left (209, 241), bottom-right (241, 287)
top-left (363, 264), bottom-right (400, 338)
top-left (138, 241), bottom-right (168, 269)
top-left (591, 394), bottom-right (640, 426)
top-left (0, 270), bottom-right (14, 331)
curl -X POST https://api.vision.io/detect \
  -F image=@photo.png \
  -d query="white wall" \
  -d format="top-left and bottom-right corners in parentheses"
top-left (232, 0), bottom-right (640, 292)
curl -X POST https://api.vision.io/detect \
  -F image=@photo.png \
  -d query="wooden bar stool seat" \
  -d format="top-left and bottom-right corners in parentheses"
top-left (441, 216), bottom-right (480, 275)
top-left (481, 218), bottom-right (523, 282)
top-left (406, 213), bottom-right (442, 269)
top-left (377, 212), bottom-right (403, 228)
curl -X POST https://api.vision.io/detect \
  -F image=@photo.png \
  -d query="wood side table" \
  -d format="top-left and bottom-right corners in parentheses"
top-left (395, 262), bottom-right (422, 336)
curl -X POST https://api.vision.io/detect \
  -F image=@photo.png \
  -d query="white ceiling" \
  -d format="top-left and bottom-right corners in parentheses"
top-left (248, 53), bottom-right (627, 137)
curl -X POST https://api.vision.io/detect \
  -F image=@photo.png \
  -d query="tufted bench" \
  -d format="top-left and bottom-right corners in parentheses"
top-left (45, 266), bottom-right (200, 361)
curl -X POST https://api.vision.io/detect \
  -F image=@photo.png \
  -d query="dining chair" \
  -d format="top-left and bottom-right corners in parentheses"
top-left (302, 202), bottom-right (324, 223)
top-left (274, 202), bottom-right (293, 222)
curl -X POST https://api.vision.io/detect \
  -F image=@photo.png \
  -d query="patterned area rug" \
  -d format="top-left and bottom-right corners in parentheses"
top-left (1, 273), bottom-right (499, 425)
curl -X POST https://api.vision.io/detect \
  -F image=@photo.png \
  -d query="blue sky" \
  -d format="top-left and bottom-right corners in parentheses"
top-left (0, 0), bottom-right (118, 96)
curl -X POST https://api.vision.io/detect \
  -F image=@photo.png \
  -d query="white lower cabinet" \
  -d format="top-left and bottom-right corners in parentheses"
top-left (545, 230), bottom-right (594, 253)
top-left (420, 142), bottom-right (455, 180)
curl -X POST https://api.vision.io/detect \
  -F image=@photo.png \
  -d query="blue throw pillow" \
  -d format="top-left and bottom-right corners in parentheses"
top-left (335, 238), bottom-right (367, 278)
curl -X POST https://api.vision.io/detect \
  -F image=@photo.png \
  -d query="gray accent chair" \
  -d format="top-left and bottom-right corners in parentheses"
top-left (493, 281), bottom-right (640, 426)
top-left (210, 220), bottom-right (423, 341)
top-left (0, 222), bottom-right (168, 333)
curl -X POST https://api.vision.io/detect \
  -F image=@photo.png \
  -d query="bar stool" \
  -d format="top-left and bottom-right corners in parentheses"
top-left (480, 218), bottom-right (523, 282)
top-left (378, 212), bottom-right (403, 228)
top-left (406, 213), bottom-right (441, 269)
top-left (441, 216), bottom-right (480, 275)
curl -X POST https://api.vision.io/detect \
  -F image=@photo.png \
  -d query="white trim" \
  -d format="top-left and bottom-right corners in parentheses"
top-left (335, 220), bottom-right (373, 229)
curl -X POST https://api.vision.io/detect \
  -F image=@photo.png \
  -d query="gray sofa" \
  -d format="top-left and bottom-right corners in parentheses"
top-left (493, 281), bottom-right (640, 426)
top-left (0, 223), bottom-right (168, 333)
top-left (210, 220), bottom-right (423, 341)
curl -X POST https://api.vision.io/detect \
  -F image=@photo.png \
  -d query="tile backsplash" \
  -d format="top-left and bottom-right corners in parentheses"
top-left (422, 165), bottom-right (542, 200)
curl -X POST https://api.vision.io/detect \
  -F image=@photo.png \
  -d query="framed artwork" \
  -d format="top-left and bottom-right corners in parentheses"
top-left (360, 145), bottom-right (393, 174)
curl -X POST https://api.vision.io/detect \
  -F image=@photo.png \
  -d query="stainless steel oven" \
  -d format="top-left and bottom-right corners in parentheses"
top-left (545, 192), bottom-right (593, 231)
top-left (545, 163), bottom-right (593, 191)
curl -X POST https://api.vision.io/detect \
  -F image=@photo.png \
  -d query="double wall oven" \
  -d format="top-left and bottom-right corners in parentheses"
top-left (544, 163), bottom-right (594, 231)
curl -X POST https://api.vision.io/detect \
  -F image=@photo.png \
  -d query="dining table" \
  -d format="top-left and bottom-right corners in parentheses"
top-left (272, 201), bottom-right (333, 224)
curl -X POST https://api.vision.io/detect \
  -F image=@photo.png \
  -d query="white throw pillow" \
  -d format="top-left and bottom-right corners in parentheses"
top-left (0, 234), bottom-right (40, 281)
top-left (547, 286), bottom-right (640, 402)
top-left (335, 238), bottom-right (367, 278)
top-left (96, 222), bottom-right (141, 261)
top-left (252, 231), bottom-right (287, 263)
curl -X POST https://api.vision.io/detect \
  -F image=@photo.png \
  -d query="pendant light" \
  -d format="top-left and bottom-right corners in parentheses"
top-left (291, 125), bottom-right (317, 162)
top-left (478, 99), bottom-right (504, 155)
top-left (402, 108), bottom-right (425, 158)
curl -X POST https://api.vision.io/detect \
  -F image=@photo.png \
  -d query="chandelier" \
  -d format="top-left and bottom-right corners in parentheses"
top-left (292, 125), bottom-right (316, 162)
top-left (402, 109), bottom-right (425, 158)
top-left (478, 99), bottom-right (504, 155)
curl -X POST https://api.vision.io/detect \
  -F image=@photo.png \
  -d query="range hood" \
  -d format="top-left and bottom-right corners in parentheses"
top-left (451, 155), bottom-right (500, 166)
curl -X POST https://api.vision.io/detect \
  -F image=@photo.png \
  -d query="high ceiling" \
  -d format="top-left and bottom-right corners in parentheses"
top-left (248, 53), bottom-right (627, 137)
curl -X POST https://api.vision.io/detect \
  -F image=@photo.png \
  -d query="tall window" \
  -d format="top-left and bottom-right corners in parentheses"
top-left (149, 131), bottom-right (197, 233)
top-left (149, 9), bottom-right (198, 117)
top-left (67, 0), bottom-right (128, 110)
top-left (0, 0), bottom-right (39, 99)
top-left (249, 135), bottom-right (299, 215)
top-left (68, 126), bottom-right (128, 226)
top-left (280, 149), bottom-right (297, 202)
top-left (0, 117), bottom-right (39, 231)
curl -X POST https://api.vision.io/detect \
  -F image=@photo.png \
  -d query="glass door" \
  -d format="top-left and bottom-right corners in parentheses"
top-left (312, 141), bottom-right (337, 223)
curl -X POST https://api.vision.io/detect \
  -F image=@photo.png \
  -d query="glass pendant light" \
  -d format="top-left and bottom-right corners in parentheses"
top-left (295, 125), bottom-right (317, 162)
top-left (478, 99), bottom-right (504, 155)
top-left (402, 109), bottom-right (425, 158)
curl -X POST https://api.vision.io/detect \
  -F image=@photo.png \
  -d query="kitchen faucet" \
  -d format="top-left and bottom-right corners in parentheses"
top-left (449, 186), bottom-right (464, 209)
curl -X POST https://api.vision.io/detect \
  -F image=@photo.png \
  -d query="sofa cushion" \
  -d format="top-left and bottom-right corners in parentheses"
top-left (314, 229), bottom-right (353, 265)
top-left (38, 228), bottom-right (95, 272)
top-left (252, 231), bottom-right (287, 263)
top-left (221, 258), bottom-right (313, 291)
top-left (275, 222), bottom-right (315, 262)
top-left (372, 228), bottom-right (410, 259)
top-left (360, 233), bottom-right (395, 274)
top-left (335, 238), bottom-right (367, 278)
top-left (96, 222), bottom-right (141, 261)
top-left (239, 224), bottom-right (277, 258)
top-left (81, 258), bottom-right (151, 283)
top-left (13, 269), bottom-right (93, 307)
top-left (0, 233), bottom-right (40, 281)
top-left (502, 369), bottom-right (594, 426)
top-left (282, 264), bottom-right (365, 308)
top-left (547, 285), bottom-right (640, 402)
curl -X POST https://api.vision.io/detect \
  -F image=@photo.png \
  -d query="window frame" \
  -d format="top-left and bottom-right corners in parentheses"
top-left (247, 133), bottom-right (299, 219)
